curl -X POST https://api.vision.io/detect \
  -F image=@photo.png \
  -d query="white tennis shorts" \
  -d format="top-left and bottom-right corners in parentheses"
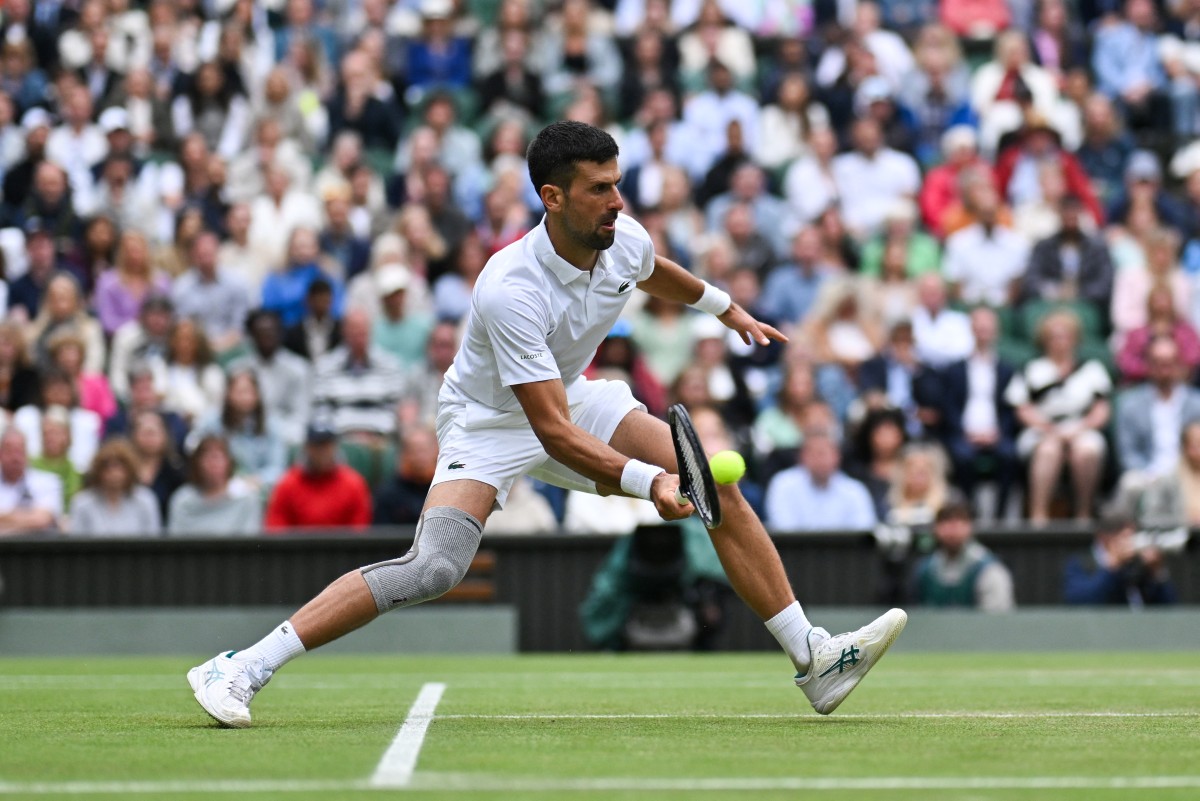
top-left (431, 376), bottom-right (645, 508)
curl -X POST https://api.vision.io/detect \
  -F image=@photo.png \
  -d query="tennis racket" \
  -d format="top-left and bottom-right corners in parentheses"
top-left (668, 403), bottom-right (722, 529)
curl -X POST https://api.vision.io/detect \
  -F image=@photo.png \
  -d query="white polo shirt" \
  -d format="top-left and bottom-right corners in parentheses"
top-left (441, 213), bottom-right (655, 418)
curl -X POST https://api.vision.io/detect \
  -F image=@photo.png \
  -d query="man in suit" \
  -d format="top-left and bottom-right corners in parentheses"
top-left (1114, 336), bottom-right (1200, 512)
top-left (939, 307), bottom-right (1019, 517)
top-left (858, 320), bottom-right (942, 439)
top-left (283, 278), bottom-right (343, 362)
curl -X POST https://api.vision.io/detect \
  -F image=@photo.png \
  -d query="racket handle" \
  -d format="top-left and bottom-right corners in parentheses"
top-left (675, 489), bottom-right (687, 505)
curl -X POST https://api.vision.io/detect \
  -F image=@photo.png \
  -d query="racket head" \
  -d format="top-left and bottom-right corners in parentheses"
top-left (668, 403), bottom-right (722, 528)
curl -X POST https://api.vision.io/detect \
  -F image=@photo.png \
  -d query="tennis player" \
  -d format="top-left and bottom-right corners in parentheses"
top-left (189, 122), bottom-right (906, 727)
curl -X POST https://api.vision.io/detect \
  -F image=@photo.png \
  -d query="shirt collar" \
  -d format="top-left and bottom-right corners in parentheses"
top-left (530, 215), bottom-right (593, 286)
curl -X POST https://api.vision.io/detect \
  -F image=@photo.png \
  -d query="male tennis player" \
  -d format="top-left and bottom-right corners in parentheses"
top-left (189, 122), bottom-right (906, 727)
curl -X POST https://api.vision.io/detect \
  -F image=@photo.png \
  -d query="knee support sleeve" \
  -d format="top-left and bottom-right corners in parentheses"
top-left (360, 506), bottom-right (484, 613)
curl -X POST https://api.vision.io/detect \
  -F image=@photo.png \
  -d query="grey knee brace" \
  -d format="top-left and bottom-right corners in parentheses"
top-left (360, 506), bottom-right (484, 613)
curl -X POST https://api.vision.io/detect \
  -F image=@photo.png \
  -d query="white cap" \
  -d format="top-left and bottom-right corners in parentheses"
top-left (420, 0), bottom-right (454, 18)
top-left (98, 107), bottom-right (130, 134)
top-left (854, 76), bottom-right (892, 114)
top-left (20, 107), bottom-right (52, 133)
top-left (376, 264), bottom-right (413, 296)
top-left (940, 125), bottom-right (977, 157)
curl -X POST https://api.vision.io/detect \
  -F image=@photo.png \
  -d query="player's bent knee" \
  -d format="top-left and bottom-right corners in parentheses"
top-left (358, 506), bottom-right (484, 614)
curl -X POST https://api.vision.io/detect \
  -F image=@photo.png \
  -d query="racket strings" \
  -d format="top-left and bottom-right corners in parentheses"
top-left (679, 442), bottom-right (710, 518)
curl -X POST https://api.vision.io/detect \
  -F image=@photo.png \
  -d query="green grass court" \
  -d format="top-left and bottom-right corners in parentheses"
top-left (2, 652), bottom-right (1198, 800)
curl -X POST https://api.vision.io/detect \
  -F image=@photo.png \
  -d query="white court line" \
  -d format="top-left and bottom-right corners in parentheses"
top-left (434, 711), bottom-right (1198, 720)
top-left (368, 681), bottom-right (446, 788)
top-left (5, 776), bottom-right (1200, 794)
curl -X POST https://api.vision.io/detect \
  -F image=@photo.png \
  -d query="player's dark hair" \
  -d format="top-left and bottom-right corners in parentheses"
top-left (526, 121), bottom-right (619, 196)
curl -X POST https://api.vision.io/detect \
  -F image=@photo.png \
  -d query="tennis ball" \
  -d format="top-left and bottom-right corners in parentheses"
top-left (709, 450), bottom-right (746, 485)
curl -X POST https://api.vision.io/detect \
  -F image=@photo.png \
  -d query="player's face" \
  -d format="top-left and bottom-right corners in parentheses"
top-left (560, 159), bottom-right (624, 251)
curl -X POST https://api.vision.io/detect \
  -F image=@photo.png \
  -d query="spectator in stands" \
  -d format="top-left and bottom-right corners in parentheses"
top-left (432, 233), bottom-right (485, 323)
top-left (108, 295), bottom-right (173, 401)
top-left (913, 497), bottom-right (1015, 611)
top-left (844, 406), bottom-right (908, 521)
top-left (477, 28), bottom-right (544, 119)
top-left (216, 202), bottom-right (271, 296)
top-left (1064, 513), bottom-right (1177, 605)
top-left (74, 215), bottom-right (120, 295)
top-left (26, 272), bottom-right (105, 374)
top-left (13, 367), bottom-right (101, 473)
top-left (587, 320), bottom-right (668, 421)
top-left (406, 0), bottom-right (472, 96)
top-left (705, 164), bottom-right (789, 260)
top-left (859, 199), bottom-right (939, 280)
top-left (970, 31), bottom-right (1058, 154)
top-left (940, 307), bottom-right (1019, 516)
top-left (167, 434), bottom-right (262, 537)
top-left (30, 405), bottom-right (81, 510)
top-left (262, 228), bottom-right (344, 329)
top-left (67, 438), bottom-right (161, 537)
top-left (1140, 421), bottom-right (1200, 527)
top-left (248, 166), bottom-right (323, 268)
top-left (756, 72), bottom-right (829, 171)
top-left (995, 113), bottom-right (1103, 225)
top-left (313, 308), bottom-right (407, 444)
top-left (46, 85), bottom-right (105, 186)
top-left (0, 427), bottom-right (61, 535)
top-left (683, 59), bottom-right (760, 178)
top-left (751, 360), bottom-right (819, 467)
top-left (782, 126), bottom-right (839, 227)
top-left (371, 265), bottom-right (434, 371)
top-left (231, 310), bottom-right (311, 447)
top-left (284, 279), bottom-right (345, 363)
top-left (1093, 0), bottom-right (1189, 138)
top-left (129, 408), bottom-right (185, 523)
top-left (93, 229), bottom-right (170, 337)
top-left (758, 227), bottom-right (835, 329)
top-left (0, 40), bottom-right (50, 113)
top-left (373, 425), bottom-right (438, 526)
top-left (0, 320), bottom-right (40, 414)
top-left (1114, 337), bottom-right (1200, 504)
top-left (1020, 194), bottom-right (1115, 308)
top-left (1117, 285), bottom-right (1200, 382)
top-left (911, 273), bottom-right (973, 370)
top-left (804, 278), bottom-right (885, 380)
top-left (940, 0), bottom-right (1011, 43)
top-left (46, 330), bottom-right (115, 423)
top-left (8, 220), bottom-right (62, 322)
top-left (155, 318), bottom-right (224, 425)
top-left (689, 315), bottom-right (756, 429)
top-left (1006, 310), bottom-right (1113, 523)
top-left (885, 442), bottom-right (949, 527)
top-left (169, 230), bottom-right (250, 354)
top-left (1107, 150), bottom-right (1190, 234)
top-left (318, 183), bottom-right (371, 282)
top-left (266, 419), bottom-right (371, 531)
top-left (104, 364), bottom-right (188, 455)
top-left (859, 319), bottom-right (942, 438)
top-left (189, 369), bottom-right (289, 493)
top-left (1111, 227), bottom-right (1191, 347)
top-left (765, 426), bottom-right (877, 531)
top-left (1076, 94), bottom-right (1134, 209)
top-left (832, 116), bottom-right (921, 238)
top-left (942, 183), bottom-right (1029, 306)
top-left (2, 108), bottom-right (50, 217)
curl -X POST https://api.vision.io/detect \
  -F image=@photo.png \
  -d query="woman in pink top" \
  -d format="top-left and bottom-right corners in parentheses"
top-left (45, 330), bottom-right (117, 424)
top-left (1116, 283), bottom-right (1200, 383)
top-left (1110, 227), bottom-right (1192, 349)
top-left (93, 230), bottom-right (171, 336)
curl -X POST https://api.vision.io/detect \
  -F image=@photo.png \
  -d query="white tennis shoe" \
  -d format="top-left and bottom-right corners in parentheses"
top-left (187, 651), bottom-right (273, 728)
top-left (795, 608), bottom-right (908, 715)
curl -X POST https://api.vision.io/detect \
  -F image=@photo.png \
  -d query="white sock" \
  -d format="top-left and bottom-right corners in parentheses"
top-left (764, 601), bottom-right (814, 674)
top-left (237, 621), bottom-right (307, 672)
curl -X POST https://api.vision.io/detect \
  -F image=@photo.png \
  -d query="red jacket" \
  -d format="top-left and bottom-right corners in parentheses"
top-left (994, 146), bottom-right (1104, 226)
top-left (265, 464), bottom-right (373, 531)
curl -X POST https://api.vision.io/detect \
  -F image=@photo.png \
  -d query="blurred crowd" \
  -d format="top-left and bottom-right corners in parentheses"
top-left (1, 0), bottom-right (1200, 539)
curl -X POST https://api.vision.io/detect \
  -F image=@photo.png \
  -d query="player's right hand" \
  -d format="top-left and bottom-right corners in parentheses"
top-left (651, 473), bottom-right (694, 521)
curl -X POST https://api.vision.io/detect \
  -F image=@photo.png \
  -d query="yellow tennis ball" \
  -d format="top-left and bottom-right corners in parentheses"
top-left (709, 450), bottom-right (746, 485)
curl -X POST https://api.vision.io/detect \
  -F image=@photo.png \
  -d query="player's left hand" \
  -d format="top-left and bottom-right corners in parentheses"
top-left (717, 303), bottom-right (788, 347)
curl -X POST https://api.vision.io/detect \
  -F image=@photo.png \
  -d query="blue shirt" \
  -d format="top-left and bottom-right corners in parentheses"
top-left (260, 264), bottom-right (344, 328)
top-left (1093, 23), bottom-right (1163, 97)
top-left (764, 467), bottom-right (878, 531)
top-left (759, 264), bottom-right (831, 325)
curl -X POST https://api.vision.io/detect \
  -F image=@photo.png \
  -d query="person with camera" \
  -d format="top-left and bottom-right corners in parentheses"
top-left (1064, 513), bottom-right (1177, 606)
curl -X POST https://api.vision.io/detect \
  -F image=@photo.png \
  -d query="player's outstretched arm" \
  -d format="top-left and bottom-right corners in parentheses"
top-left (510, 377), bottom-right (694, 521)
top-left (637, 255), bottom-right (788, 347)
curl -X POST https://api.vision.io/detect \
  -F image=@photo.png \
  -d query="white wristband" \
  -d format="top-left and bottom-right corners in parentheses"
top-left (690, 282), bottom-right (732, 316)
top-left (621, 459), bottom-right (665, 501)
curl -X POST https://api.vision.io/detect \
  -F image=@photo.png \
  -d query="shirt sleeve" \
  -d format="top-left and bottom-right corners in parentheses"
top-left (477, 280), bottom-right (561, 387)
top-left (1004, 367), bottom-right (1030, 407)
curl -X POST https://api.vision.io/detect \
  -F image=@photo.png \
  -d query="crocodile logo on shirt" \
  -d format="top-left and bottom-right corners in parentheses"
top-left (618, 280), bottom-right (632, 293)
top-left (448, 461), bottom-right (466, 470)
